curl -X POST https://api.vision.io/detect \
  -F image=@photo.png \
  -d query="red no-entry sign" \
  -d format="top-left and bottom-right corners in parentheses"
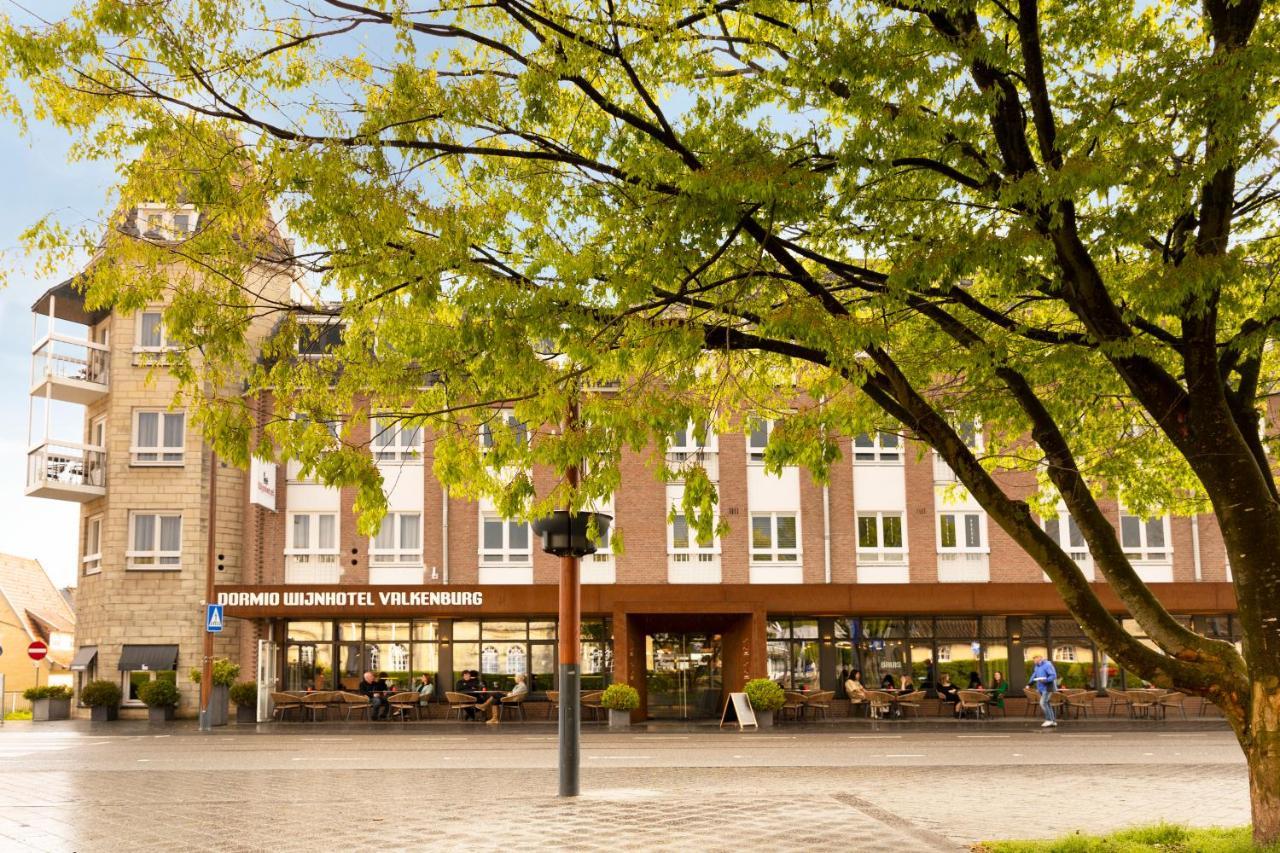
top-left (27, 641), bottom-right (48, 661)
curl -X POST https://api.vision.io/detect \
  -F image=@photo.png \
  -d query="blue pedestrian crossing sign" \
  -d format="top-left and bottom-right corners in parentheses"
top-left (205, 604), bottom-right (225, 633)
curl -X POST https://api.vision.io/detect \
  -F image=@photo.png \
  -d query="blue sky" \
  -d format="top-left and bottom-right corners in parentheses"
top-left (0, 113), bottom-right (116, 589)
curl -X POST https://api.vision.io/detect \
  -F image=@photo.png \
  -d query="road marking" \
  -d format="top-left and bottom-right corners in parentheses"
top-left (1156, 733), bottom-right (1208, 737)
top-left (1012, 753), bottom-right (1024, 757)
top-left (301, 737), bottom-right (352, 741)
top-left (957, 735), bottom-right (1010, 738)
top-left (1062, 734), bottom-right (1112, 738)
top-left (137, 759), bottom-right (150, 763)
top-left (881, 753), bottom-right (926, 758)
top-left (848, 735), bottom-right (902, 739)
top-left (746, 736), bottom-right (796, 740)
top-left (644, 736), bottom-right (690, 740)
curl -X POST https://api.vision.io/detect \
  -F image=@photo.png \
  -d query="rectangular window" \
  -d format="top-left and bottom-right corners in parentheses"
top-left (296, 316), bottom-right (345, 358)
top-left (480, 515), bottom-right (531, 564)
top-left (1119, 510), bottom-right (1169, 561)
top-left (125, 670), bottom-right (176, 705)
top-left (750, 513), bottom-right (799, 563)
top-left (83, 515), bottom-right (103, 575)
top-left (938, 512), bottom-right (984, 552)
top-left (670, 513), bottom-right (717, 561)
top-left (132, 410), bottom-right (185, 465)
top-left (136, 311), bottom-right (171, 351)
top-left (856, 512), bottom-right (906, 562)
top-left (747, 419), bottom-right (771, 463)
top-left (127, 512), bottom-right (182, 569)
top-left (853, 431), bottom-right (902, 463)
top-left (1043, 512), bottom-right (1090, 561)
top-left (371, 512), bottom-right (423, 566)
top-left (668, 420), bottom-right (716, 461)
top-left (172, 213), bottom-right (191, 234)
top-left (479, 411), bottom-right (528, 449)
top-left (287, 512), bottom-right (339, 564)
top-left (371, 417), bottom-right (423, 462)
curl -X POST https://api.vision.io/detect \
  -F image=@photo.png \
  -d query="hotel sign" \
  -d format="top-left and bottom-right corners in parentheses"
top-left (216, 588), bottom-right (485, 614)
top-left (249, 457), bottom-right (277, 511)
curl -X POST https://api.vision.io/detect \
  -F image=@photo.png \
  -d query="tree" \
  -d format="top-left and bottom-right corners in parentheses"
top-left (2, 0), bottom-right (1279, 839)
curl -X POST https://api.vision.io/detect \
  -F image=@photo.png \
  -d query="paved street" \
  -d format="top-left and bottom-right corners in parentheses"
top-left (0, 720), bottom-right (1249, 852)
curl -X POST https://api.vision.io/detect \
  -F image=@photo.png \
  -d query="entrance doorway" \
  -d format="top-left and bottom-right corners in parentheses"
top-left (645, 633), bottom-right (722, 719)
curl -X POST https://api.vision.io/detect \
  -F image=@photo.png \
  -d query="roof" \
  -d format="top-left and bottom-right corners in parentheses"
top-left (31, 278), bottom-right (110, 327)
top-left (0, 555), bottom-right (76, 663)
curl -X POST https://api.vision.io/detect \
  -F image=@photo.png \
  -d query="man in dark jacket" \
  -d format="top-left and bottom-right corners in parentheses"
top-left (359, 671), bottom-right (390, 720)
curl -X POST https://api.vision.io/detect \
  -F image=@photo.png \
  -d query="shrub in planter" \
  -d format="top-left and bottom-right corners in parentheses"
top-left (24, 685), bottom-right (73, 722)
top-left (229, 681), bottom-right (258, 724)
top-left (138, 679), bottom-right (181, 722)
top-left (80, 680), bottom-right (122, 722)
top-left (601, 683), bottom-right (640, 728)
top-left (190, 660), bottom-right (238, 726)
top-left (744, 678), bottom-right (785, 726)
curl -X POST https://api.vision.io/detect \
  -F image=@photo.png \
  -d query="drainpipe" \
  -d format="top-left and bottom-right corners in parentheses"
top-left (1190, 514), bottom-right (1202, 582)
top-left (822, 483), bottom-right (832, 584)
top-left (441, 485), bottom-right (450, 584)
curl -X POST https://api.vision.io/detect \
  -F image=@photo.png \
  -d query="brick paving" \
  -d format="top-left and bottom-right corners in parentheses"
top-left (0, 723), bottom-right (1250, 852)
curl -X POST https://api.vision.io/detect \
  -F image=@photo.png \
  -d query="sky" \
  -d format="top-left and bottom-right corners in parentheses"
top-left (0, 107), bottom-right (116, 590)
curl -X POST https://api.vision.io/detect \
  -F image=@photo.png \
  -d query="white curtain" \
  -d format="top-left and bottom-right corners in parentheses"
top-left (136, 412), bottom-right (159, 448)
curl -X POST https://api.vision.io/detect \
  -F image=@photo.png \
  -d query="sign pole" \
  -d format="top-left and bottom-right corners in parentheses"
top-left (199, 448), bottom-right (217, 732)
top-left (558, 398), bottom-right (581, 797)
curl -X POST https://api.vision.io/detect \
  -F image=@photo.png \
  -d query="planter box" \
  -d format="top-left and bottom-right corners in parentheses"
top-left (235, 704), bottom-right (257, 724)
top-left (208, 684), bottom-right (229, 727)
top-left (607, 709), bottom-right (632, 729)
top-left (755, 710), bottom-right (774, 728)
top-left (32, 697), bottom-right (71, 722)
top-left (89, 704), bottom-right (118, 722)
top-left (147, 705), bottom-right (176, 723)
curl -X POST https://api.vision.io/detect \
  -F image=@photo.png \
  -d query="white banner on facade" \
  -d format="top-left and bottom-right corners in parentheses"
top-left (249, 457), bottom-right (277, 511)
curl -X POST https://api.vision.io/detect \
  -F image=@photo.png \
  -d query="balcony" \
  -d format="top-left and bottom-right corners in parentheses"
top-left (31, 334), bottom-right (108, 405)
top-left (26, 441), bottom-right (106, 502)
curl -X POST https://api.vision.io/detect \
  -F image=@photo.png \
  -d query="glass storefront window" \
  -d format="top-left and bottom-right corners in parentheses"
top-left (767, 620), bottom-right (788, 640)
top-left (982, 643), bottom-right (1009, 688)
top-left (530, 621), bottom-right (557, 640)
top-left (287, 621), bottom-right (332, 642)
top-left (791, 619), bottom-right (819, 639)
top-left (860, 638), bottom-right (908, 689)
top-left (453, 620), bottom-right (480, 641)
top-left (286, 643), bottom-right (334, 691)
top-left (532, 643), bottom-right (557, 691)
top-left (910, 642), bottom-right (933, 687)
top-left (412, 620), bottom-right (441, 642)
top-left (364, 642), bottom-right (412, 687)
top-left (483, 622), bottom-right (527, 640)
top-left (364, 622), bottom-right (410, 642)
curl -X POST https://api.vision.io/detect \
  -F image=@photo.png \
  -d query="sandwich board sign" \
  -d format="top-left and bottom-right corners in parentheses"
top-left (719, 692), bottom-right (758, 730)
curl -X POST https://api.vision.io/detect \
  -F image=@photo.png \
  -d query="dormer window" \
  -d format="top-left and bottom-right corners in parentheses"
top-left (136, 205), bottom-right (197, 239)
top-left (295, 315), bottom-right (345, 358)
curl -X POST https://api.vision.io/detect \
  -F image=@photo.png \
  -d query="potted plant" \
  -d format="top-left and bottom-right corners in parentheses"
top-left (80, 680), bottom-right (122, 722)
top-left (138, 679), bottom-right (181, 722)
top-left (24, 685), bottom-right (73, 722)
top-left (189, 659), bottom-right (240, 726)
top-left (744, 678), bottom-right (785, 727)
top-left (229, 681), bottom-right (258, 724)
top-left (600, 683), bottom-right (640, 729)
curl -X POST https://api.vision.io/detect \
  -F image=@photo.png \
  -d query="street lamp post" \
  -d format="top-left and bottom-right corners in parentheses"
top-left (198, 448), bottom-right (217, 732)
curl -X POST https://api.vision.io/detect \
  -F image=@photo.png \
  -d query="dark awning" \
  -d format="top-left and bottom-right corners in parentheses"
top-left (70, 646), bottom-right (98, 671)
top-left (117, 644), bottom-right (178, 672)
top-left (30, 278), bottom-right (110, 327)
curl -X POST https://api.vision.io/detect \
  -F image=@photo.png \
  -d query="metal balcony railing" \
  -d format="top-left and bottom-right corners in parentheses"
top-left (26, 441), bottom-right (106, 500)
top-left (31, 334), bottom-right (109, 402)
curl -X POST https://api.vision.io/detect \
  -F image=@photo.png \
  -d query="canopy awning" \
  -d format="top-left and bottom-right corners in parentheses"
top-left (69, 646), bottom-right (98, 672)
top-left (117, 644), bottom-right (178, 672)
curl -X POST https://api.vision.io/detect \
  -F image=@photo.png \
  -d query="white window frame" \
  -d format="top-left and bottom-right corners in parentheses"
top-left (747, 419), bottom-right (772, 463)
top-left (936, 645), bottom-right (951, 663)
top-left (669, 512), bottom-right (719, 562)
top-left (83, 514), bottom-right (103, 575)
top-left (937, 511), bottom-right (988, 553)
top-left (1118, 509), bottom-right (1171, 562)
top-left (136, 204), bottom-right (196, 239)
top-left (852, 431), bottom-right (903, 464)
top-left (479, 514), bottom-right (532, 565)
top-left (134, 310), bottom-right (174, 353)
top-left (126, 512), bottom-right (182, 570)
top-left (856, 512), bottom-right (907, 563)
top-left (285, 512), bottom-right (340, 565)
top-left (295, 315), bottom-right (346, 359)
top-left (479, 411), bottom-right (529, 450)
top-left (750, 512), bottom-right (800, 563)
top-left (370, 512), bottom-right (423, 567)
top-left (1042, 510), bottom-right (1091, 564)
top-left (130, 409), bottom-right (185, 465)
top-left (1053, 644), bottom-right (1077, 663)
top-left (371, 417), bottom-right (423, 463)
top-left (667, 420), bottom-right (717, 462)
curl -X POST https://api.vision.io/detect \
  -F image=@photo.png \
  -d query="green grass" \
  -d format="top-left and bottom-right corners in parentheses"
top-left (975, 825), bottom-right (1277, 852)
top-left (3, 710), bottom-right (32, 721)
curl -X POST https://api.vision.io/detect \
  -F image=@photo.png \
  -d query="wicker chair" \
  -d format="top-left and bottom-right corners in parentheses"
top-left (1199, 696), bottom-right (1217, 717)
top-left (803, 691), bottom-right (834, 721)
top-left (1023, 686), bottom-right (1043, 718)
top-left (1128, 689), bottom-right (1161, 719)
top-left (896, 690), bottom-right (926, 718)
top-left (270, 691), bottom-right (302, 722)
top-left (300, 691), bottom-right (334, 721)
top-left (956, 689), bottom-right (989, 719)
top-left (387, 691), bottom-right (421, 722)
top-left (545, 690), bottom-right (560, 719)
top-left (862, 690), bottom-right (893, 720)
top-left (499, 692), bottom-right (529, 721)
top-left (1064, 689), bottom-right (1097, 720)
top-left (780, 691), bottom-right (805, 722)
top-left (446, 691), bottom-right (479, 721)
top-left (1158, 690), bottom-right (1188, 720)
top-left (1107, 688), bottom-right (1133, 718)
top-left (337, 691), bottom-right (371, 721)
top-left (580, 691), bottom-right (604, 721)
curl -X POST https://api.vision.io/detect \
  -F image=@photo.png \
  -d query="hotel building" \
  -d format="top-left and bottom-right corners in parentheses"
top-left (29, 214), bottom-right (1239, 719)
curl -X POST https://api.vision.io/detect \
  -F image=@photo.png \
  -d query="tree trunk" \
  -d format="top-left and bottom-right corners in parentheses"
top-left (1247, 686), bottom-right (1280, 846)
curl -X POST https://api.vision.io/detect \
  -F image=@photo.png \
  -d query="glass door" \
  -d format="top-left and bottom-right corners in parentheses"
top-left (645, 633), bottom-right (722, 719)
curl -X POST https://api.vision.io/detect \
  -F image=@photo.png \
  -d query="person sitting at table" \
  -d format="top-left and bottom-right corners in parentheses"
top-left (880, 673), bottom-right (896, 690)
top-left (936, 673), bottom-right (960, 705)
top-left (967, 671), bottom-right (984, 689)
top-left (988, 671), bottom-right (1008, 709)
top-left (359, 671), bottom-right (390, 720)
top-left (845, 669), bottom-right (867, 699)
top-left (899, 675), bottom-right (915, 693)
top-left (416, 673), bottom-right (435, 706)
top-left (456, 670), bottom-right (482, 719)
top-left (485, 673), bottom-right (529, 725)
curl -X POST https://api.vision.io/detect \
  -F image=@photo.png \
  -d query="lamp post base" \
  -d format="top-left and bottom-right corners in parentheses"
top-left (558, 663), bottom-right (580, 797)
